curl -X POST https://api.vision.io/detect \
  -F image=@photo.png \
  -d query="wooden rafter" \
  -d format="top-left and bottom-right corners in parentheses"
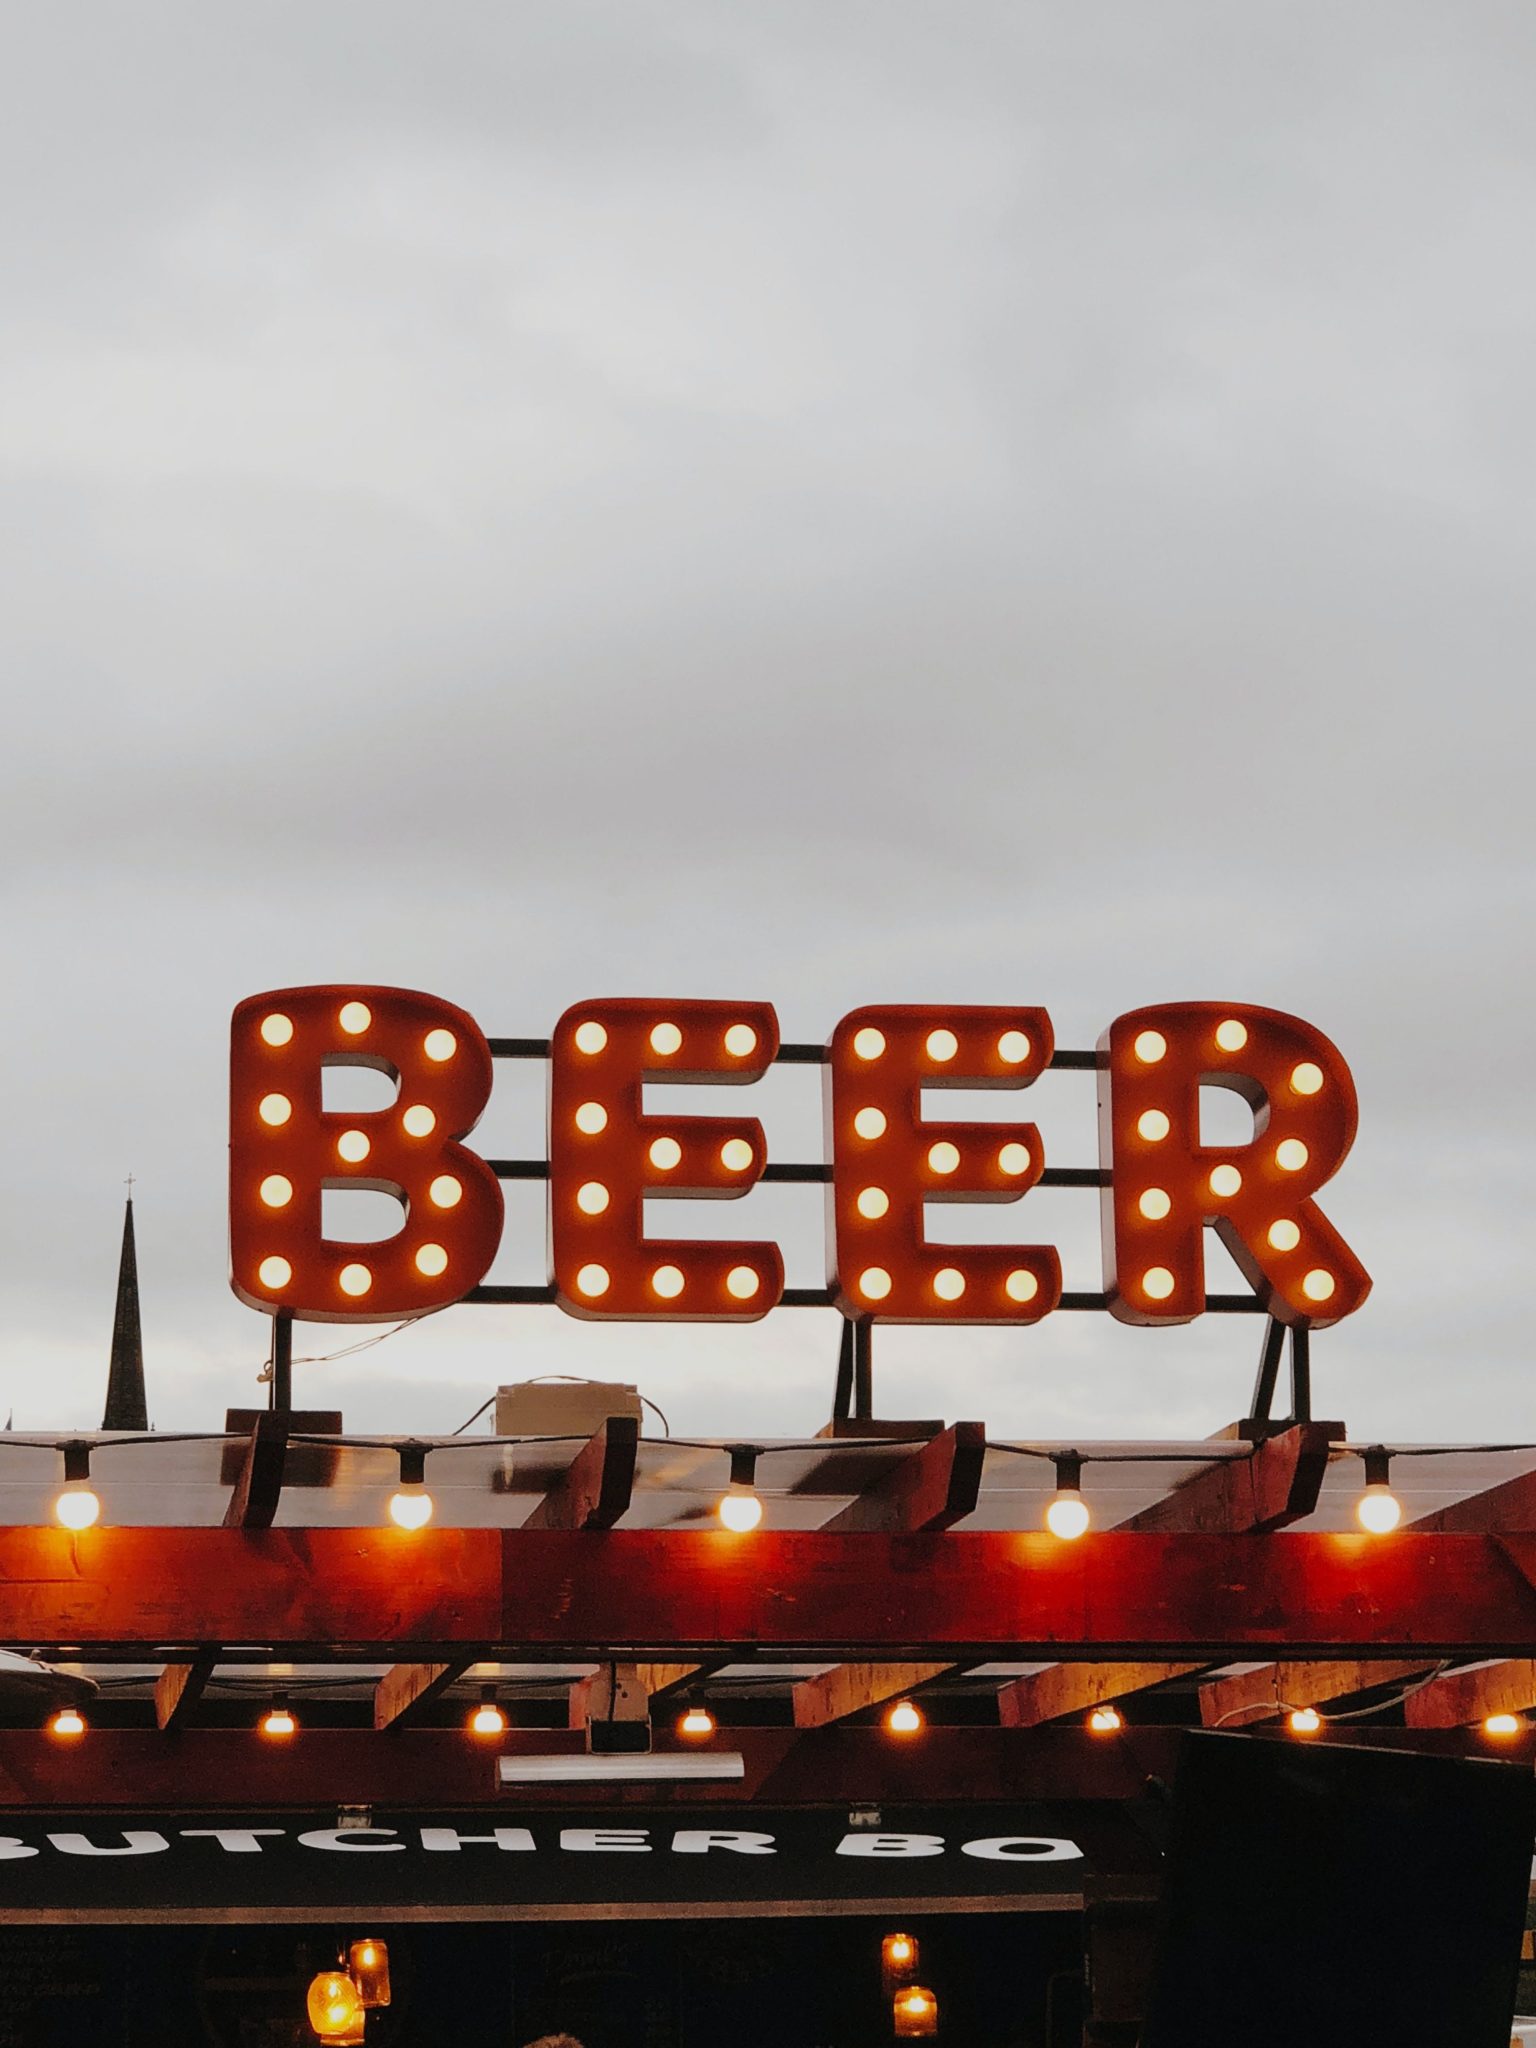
top-left (153, 1656), bottom-right (214, 1731)
top-left (997, 1662), bottom-right (1205, 1729)
top-left (818, 1424), bottom-right (986, 1535)
top-left (1403, 1659), bottom-right (1536, 1729)
top-left (521, 1415), bottom-right (638, 1531)
top-left (1198, 1658), bottom-right (1433, 1729)
top-left (791, 1662), bottom-right (959, 1729)
top-left (373, 1660), bottom-right (471, 1731)
top-left (1114, 1423), bottom-right (1333, 1534)
top-left (221, 1415), bottom-right (291, 1530)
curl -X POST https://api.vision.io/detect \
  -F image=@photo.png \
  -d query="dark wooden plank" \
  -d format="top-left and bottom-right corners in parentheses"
top-left (221, 1415), bottom-right (291, 1530)
top-left (2, 1530), bottom-right (1536, 1656)
top-left (521, 1415), bottom-right (639, 1532)
top-left (818, 1424), bottom-right (987, 1534)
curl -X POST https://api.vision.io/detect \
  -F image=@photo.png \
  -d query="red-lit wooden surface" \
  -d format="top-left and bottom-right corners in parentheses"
top-left (4, 1528), bottom-right (1536, 1656)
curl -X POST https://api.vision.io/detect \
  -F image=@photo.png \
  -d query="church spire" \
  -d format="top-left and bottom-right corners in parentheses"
top-left (102, 1191), bottom-right (148, 1431)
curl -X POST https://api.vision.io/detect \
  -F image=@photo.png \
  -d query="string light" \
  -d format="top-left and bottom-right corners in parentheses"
top-left (678, 1704), bottom-right (717, 1738)
top-left (387, 1443), bottom-right (433, 1530)
top-left (885, 1699), bottom-right (924, 1736)
top-left (54, 1442), bottom-right (100, 1531)
top-left (893, 1984), bottom-right (939, 2037)
top-left (469, 1687), bottom-right (507, 1737)
top-left (718, 1447), bottom-right (763, 1532)
top-left (1483, 1713), bottom-right (1523, 1739)
top-left (1288, 1707), bottom-right (1322, 1735)
top-left (1045, 1453), bottom-right (1090, 1540)
top-left (1355, 1448), bottom-right (1402, 1534)
top-left (1087, 1705), bottom-right (1122, 1734)
top-left (48, 1707), bottom-right (86, 1739)
top-left (260, 1697), bottom-right (297, 1739)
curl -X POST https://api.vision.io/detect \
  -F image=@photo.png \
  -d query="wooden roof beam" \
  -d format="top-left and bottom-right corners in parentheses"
top-left (1115, 1423), bottom-right (1334, 1534)
top-left (997, 1662), bottom-right (1207, 1729)
top-left (521, 1415), bottom-right (638, 1531)
top-left (154, 1656), bottom-right (215, 1731)
top-left (221, 1414), bottom-right (291, 1530)
top-left (374, 1660), bottom-right (472, 1731)
top-left (792, 1661), bottom-right (959, 1730)
top-left (818, 1424), bottom-right (986, 1535)
top-left (1403, 1660), bottom-right (1536, 1729)
top-left (1198, 1658), bottom-right (1433, 1730)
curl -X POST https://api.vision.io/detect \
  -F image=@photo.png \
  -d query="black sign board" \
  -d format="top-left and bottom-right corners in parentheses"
top-left (0, 1805), bottom-right (1158, 1922)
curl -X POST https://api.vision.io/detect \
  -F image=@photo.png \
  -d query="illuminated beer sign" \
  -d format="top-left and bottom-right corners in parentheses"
top-left (230, 990), bottom-right (1369, 1330)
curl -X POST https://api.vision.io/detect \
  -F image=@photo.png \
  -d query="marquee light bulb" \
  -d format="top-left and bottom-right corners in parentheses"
top-left (574, 1101), bottom-right (607, 1135)
top-left (650, 1021), bottom-right (683, 1056)
top-left (1290, 1061), bottom-right (1325, 1096)
top-left (1208, 1164), bottom-right (1242, 1198)
top-left (575, 1263), bottom-right (610, 1298)
top-left (388, 1488), bottom-right (433, 1530)
top-left (720, 1138), bottom-right (754, 1171)
top-left (429, 1174), bottom-right (462, 1208)
top-left (856, 1186), bottom-right (889, 1219)
top-left (1142, 1266), bottom-right (1175, 1301)
top-left (927, 1141), bottom-right (960, 1175)
top-left (726, 1266), bottom-right (760, 1300)
top-left (886, 1699), bottom-right (924, 1736)
top-left (1133, 1030), bottom-right (1167, 1064)
top-left (260, 1012), bottom-right (293, 1047)
top-left (338, 1263), bottom-right (372, 1298)
top-left (724, 1024), bottom-right (757, 1056)
top-left (1138, 1187), bottom-right (1171, 1221)
top-left (1288, 1707), bottom-right (1322, 1735)
top-left (259, 1175), bottom-right (293, 1209)
top-left (1276, 1138), bottom-right (1309, 1171)
top-left (679, 1705), bottom-right (717, 1738)
top-left (1356, 1482), bottom-right (1401, 1534)
top-left (49, 1707), bottom-right (86, 1738)
top-left (423, 1028), bottom-right (457, 1061)
top-left (573, 1020), bottom-right (607, 1055)
top-left (998, 1142), bottom-right (1031, 1176)
top-left (55, 1487), bottom-right (101, 1532)
top-left (258, 1255), bottom-right (292, 1290)
top-left (336, 1128), bottom-right (370, 1164)
top-left (718, 1487), bottom-right (763, 1533)
top-left (853, 1106), bottom-right (887, 1140)
top-left (1087, 1705), bottom-right (1122, 1734)
top-left (1137, 1109), bottom-right (1170, 1142)
top-left (401, 1104), bottom-right (435, 1137)
top-left (258, 1093), bottom-right (291, 1127)
top-left (651, 1265), bottom-right (685, 1300)
top-left (859, 1267), bottom-right (892, 1301)
top-left (1303, 1268), bottom-right (1336, 1302)
top-left (997, 1029), bottom-right (1030, 1063)
top-left (933, 1268), bottom-right (966, 1301)
top-left (415, 1246), bottom-right (449, 1285)
top-left (1215, 1017), bottom-right (1248, 1052)
top-left (853, 1027), bottom-right (886, 1060)
top-left (1267, 1218), bottom-right (1301, 1252)
top-left (338, 1001), bottom-right (371, 1035)
top-left (1483, 1712), bottom-right (1522, 1739)
top-left (925, 1028), bottom-right (958, 1062)
top-left (1005, 1269), bottom-right (1039, 1303)
top-left (649, 1136), bottom-right (682, 1171)
top-left (576, 1181), bottom-right (610, 1215)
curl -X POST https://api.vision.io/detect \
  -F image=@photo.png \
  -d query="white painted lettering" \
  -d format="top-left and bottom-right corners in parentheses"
top-left (181, 1829), bottom-right (285, 1855)
top-left (670, 1830), bottom-right (776, 1856)
top-left (559, 1828), bottom-right (651, 1853)
top-left (961, 1835), bottom-right (1084, 1862)
top-left (296, 1829), bottom-right (403, 1853)
top-left (0, 1839), bottom-right (37, 1861)
top-left (834, 1833), bottom-right (945, 1859)
top-left (420, 1827), bottom-right (535, 1853)
top-left (48, 1831), bottom-right (169, 1857)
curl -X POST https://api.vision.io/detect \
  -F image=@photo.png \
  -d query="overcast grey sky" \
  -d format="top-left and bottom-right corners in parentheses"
top-left (1, 2), bottom-right (1531, 1445)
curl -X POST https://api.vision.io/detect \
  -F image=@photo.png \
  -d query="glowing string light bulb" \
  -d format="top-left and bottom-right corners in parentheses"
top-left (718, 1446), bottom-right (764, 1532)
top-left (679, 1704), bottom-right (717, 1738)
top-left (885, 1698), bottom-right (924, 1736)
top-left (54, 1441), bottom-right (100, 1531)
top-left (1087, 1705), bottom-right (1123, 1734)
top-left (469, 1687), bottom-right (507, 1737)
top-left (260, 1697), bottom-right (297, 1739)
top-left (1045, 1453), bottom-right (1090, 1540)
top-left (1355, 1447), bottom-right (1401, 1534)
top-left (48, 1707), bottom-right (86, 1738)
top-left (1288, 1707), bottom-right (1322, 1736)
top-left (387, 1442), bottom-right (434, 1529)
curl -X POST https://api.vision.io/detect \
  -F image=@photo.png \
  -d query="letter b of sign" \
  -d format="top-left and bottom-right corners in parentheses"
top-left (229, 986), bottom-right (504, 1321)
